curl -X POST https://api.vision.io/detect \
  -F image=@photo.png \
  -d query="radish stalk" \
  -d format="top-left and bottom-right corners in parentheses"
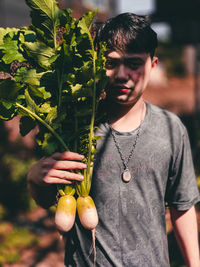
top-left (74, 20), bottom-right (101, 265)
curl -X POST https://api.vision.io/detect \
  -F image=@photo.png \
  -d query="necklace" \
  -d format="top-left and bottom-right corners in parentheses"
top-left (110, 101), bottom-right (145, 183)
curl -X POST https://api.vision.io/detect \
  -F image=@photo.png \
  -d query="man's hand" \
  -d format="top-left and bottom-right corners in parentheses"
top-left (27, 151), bottom-right (87, 208)
top-left (28, 151), bottom-right (87, 186)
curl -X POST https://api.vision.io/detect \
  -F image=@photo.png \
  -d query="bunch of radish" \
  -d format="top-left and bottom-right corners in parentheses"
top-left (0, 0), bottom-right (107, 262)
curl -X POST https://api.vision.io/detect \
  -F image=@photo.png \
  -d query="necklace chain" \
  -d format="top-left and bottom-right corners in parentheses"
top-left (111, 126), bottom-right (141, 170)
top-left (110, 101), bottom-right (145, 174)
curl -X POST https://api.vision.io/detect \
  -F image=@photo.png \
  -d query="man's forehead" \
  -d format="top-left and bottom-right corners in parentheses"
top-left (106, 51), bottom-right (149, 60)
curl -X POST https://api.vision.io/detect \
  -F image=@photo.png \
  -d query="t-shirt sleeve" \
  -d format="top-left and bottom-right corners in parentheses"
top-left (165, 125), bottom-right (200, 211)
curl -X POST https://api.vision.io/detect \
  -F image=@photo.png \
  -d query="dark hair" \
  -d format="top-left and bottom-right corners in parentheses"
top-left (96, 13), bottom-right (158, 58)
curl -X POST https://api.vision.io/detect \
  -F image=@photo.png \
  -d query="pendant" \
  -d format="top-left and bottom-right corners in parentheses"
top-left (122, 168), bottom-right (131, 183)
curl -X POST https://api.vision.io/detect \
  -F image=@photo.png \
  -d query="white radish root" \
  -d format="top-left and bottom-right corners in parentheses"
top-left (55, 195), bottom-right (76, 233)
top-left (77, 196), bottom-right (98, 230)
top-left (77, 195), bottom-right (98, 266)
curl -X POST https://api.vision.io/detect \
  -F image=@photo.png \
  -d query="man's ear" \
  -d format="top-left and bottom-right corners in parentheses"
top-left (152, 57), bottom-right (158, 68)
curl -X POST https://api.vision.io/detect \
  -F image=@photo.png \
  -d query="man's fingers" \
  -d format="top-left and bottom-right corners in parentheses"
top-left (52, 151), bottom-right (85, 161)
top-left (46, 169), bottom-right (84, 182)
top-left (52, 160), bottom-right (87, 170)
top-left (43, 177), bottom-right (74, 185)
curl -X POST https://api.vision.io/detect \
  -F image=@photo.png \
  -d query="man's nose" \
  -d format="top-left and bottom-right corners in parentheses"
top-left (116, 64), bottom-right (130, 80)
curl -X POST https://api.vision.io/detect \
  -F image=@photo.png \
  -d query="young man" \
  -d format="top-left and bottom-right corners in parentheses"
top-left (27, 13), bottom-right (200, 266)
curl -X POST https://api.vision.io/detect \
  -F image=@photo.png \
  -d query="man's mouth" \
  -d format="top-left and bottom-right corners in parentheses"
top-left (112, 85), bottom-right (133, 94)
top-left (119, 88), bottom-right (130, 93)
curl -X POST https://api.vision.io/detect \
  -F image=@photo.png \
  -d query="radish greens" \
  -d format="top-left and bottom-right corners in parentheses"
top-left (0, 0), bottom-right (107, 200)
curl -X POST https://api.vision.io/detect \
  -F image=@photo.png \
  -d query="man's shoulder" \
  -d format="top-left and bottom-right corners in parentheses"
top-left (147, 102), bottom-right (187, 135)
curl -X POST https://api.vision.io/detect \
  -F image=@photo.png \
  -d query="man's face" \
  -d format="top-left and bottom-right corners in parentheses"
top-left (105, 51), bottom-right (158, 105)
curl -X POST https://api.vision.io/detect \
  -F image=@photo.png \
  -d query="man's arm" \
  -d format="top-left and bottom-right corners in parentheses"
top-left (27, 178), bottom-right (57, 209)
top-left (27, 151), bottom-right (87, 209)
top-left (169, 206), bottom-right (200, 267)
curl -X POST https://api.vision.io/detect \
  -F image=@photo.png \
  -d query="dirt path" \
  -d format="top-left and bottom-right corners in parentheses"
top-left (4, 208), bottom-right (65, 267)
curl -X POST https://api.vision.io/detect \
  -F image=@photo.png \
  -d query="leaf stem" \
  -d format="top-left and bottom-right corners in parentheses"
top-left (85, 36), bottom-right (97, 193)
top-left (74, 106), bottom-right (78, 152)
top-left (15, 102), bottom-right (69, 151)
top-left (76, 33), bottom-right (97, 197)
top-left (57, 69), bottom-right (62, 112)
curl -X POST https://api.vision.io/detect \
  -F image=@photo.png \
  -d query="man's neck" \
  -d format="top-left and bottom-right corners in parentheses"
top-left (107, 98), bottom-right (146, 132)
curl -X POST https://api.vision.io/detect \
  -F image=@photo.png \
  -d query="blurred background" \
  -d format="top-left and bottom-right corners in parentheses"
top-left (0, 0), bottom-right (199, 266)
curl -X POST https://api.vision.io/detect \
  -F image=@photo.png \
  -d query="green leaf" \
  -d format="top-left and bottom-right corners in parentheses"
top-left (37, 102), bottom-right (58, 126)
top-left (22, 89), bottom-right (54, 125)
top-left (0, 27), bottom-right (19, 45)
top-left (44, 105), bottom-right (57, 124)
top-left (39, 102), bottom-right (52, 113)
top-left (0, 33), bottom-right (26, 64)
top-left (70, 83), bottom-right (94, 99)
top-left (75, 60), bottom-right (93, 83)
top-left (78, 9), bottom-right (97, 35)
top-left (71, 83), bottom-right (82, 94)
top-left (23, 41), bottom-right (57, 69)
top-left (15, 68), bottom-right (52, 100)
top-left (36, 132), bottom-right (59, 155)
top-left (0, 101), bottom-right (16, 120)
top-left (24, 89), bottom-right (38, 114)
top-left (0, 79), bottom-right (23, 101)
top-left (30, 86), bottom-right (51, 100)
top-left (25, 0), bottom-right (62, 45)
top-left (15, 68), bottom-right (42, 86)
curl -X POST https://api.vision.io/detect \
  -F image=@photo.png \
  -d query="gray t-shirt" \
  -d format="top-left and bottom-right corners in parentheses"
top-left (65, 102), bottom-right (200, 267)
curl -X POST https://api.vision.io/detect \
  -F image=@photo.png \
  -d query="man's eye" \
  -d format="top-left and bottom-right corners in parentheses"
top-left (105, 60), bottom-right (118, 69)
top-left (124, 59), bottom-right (144, 70)
top-left (126, 63), bottom-right (141, 70)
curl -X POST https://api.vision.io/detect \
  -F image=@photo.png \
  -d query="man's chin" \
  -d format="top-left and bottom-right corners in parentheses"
top-left (108, 95), bottom-right (135, 105)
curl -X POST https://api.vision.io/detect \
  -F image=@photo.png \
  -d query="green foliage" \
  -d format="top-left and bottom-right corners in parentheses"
top-left (25, 0), bottom-right (62, 47)
top-left (0, 0), bottom-right (107, 198)
top-left (0, 28), bottom-right (19, 44)
top-left (0, 30), bottom-right (26, 64)
top-left (0, 222), bottom-right (38, 265)
top-left (0, 152), bottom-right (36, 217)
top-left (0, 113), bottom-right (36, 219)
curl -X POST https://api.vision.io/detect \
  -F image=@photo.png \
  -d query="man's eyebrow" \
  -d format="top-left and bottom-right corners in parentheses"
top-left (106, 56), bottom-right (145, 62)
top-left (106, 56), bottom-right (119, 60)
top-left (125, 57), bottom-right (145, 62)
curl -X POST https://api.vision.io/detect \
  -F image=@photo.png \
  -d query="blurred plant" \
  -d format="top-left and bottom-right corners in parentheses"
top-left (0, 222), bottom-right (38, 265)
top-left (0, 154), bottom-right (36, 218)
top-left (0, 120), bottom-right (36, 219)
top-left (197, 176), bottom-right (200, 188)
